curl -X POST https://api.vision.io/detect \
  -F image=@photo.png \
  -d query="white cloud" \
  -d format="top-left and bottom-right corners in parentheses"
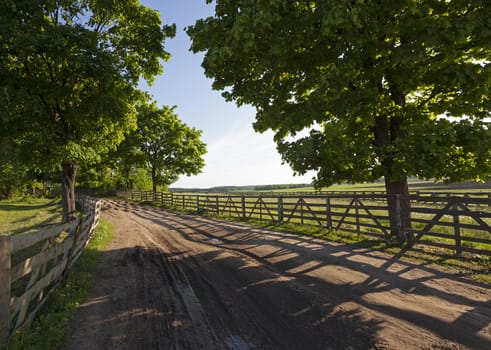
top-left (174, 124), bottom-right (315, 188)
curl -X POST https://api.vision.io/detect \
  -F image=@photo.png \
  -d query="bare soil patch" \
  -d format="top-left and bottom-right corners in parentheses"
top-left (67, 200), bottom-right (491, 349)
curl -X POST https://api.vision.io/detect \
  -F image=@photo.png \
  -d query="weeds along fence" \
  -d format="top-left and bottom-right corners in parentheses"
top-left (0, 196), bottom-right (101, 341)
top-left (121, 190), bottom-right (491, 257)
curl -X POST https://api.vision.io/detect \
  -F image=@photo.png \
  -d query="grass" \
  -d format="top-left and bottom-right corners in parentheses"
top-left (257, 179), bottom-right (491, 194)
top-left (0, 198), bottom-right (63, 236)
top-left (268, 182), bottom-right (388, 193)
top-left (3, 219), bottom-right (113, 350)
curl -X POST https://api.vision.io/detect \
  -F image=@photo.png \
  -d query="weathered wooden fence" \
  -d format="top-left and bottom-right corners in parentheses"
top-left (121, 190), bottom-right (491, 256)
top-left (0, 196), bottom-right (101, 341)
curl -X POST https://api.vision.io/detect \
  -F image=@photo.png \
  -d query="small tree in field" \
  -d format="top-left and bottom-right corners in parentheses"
top-left (118, 102), bottom-right (207, 193)
top-left (188, 1), bottom-right (491, 241)
top-left (0, 0), bottom-right (174, 220)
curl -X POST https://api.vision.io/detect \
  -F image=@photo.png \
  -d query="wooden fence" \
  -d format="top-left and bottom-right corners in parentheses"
top-left (121, 190), bottom-right (491, 256)
top-left (0, 196), bottom-right (101, 341)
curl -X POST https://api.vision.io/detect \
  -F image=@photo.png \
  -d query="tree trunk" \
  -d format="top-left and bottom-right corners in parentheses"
top-left (61, 162), bottom-right (78, 222)
top-left (385, 176), bottom-right (412, 243)
top-left (373, 83), bottom-right (413, 243)
top-left (151, 167), bottom-right (157, 200)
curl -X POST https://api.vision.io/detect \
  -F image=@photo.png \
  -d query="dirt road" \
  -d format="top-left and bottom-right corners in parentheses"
top-left (67, 200), bottom-right (491, 349)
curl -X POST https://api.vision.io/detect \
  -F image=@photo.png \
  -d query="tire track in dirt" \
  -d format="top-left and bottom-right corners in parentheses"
top-left (67, 200), bottom-right (491, 349)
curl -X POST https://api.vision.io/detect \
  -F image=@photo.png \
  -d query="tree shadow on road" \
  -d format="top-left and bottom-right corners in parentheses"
top-left (90, 204), bottom-right (491, 349)
top-left (118, 201), bottom-right (491, 350)
top-left (67, 241), bottom-right (382, 349)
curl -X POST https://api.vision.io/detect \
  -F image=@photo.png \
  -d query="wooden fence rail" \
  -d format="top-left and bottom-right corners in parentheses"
top-left (120, 190), bottom-right (491, 257)
top-left (0, 195), bottom-right (101, 341)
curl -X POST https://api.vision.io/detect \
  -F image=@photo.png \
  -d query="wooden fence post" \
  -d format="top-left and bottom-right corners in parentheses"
top-left (395, 194), bottom-right (404, 242)
top-left (277, 196), bottom-right (283, 223)
top-left (0, 236), bottom-right (11, 341)
top-left (63, 218), bottom-right (83, 281)
top-left (453, 207), bottom-right (462, 256)
top-left (300, 197), bottom-right (304, 225)
top-left (326, 196), bottom-right (332, 228)
top-left (355, 197), bottom-right (360, 235)
top-left (241, 195), bottom-right (246, 220)
top-left (259, 197), bottom-right (263, 221)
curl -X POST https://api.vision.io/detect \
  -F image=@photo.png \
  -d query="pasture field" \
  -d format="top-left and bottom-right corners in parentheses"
top-left (258, 179), bottom-right (491, 194)
top-left (0, 199), bottom-right (62, 236)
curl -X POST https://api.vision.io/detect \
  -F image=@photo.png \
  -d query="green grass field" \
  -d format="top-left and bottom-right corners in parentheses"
top-left (0, 198), bottom-right (63, 236)
top-left (249, 178), bottom-right (490, 193)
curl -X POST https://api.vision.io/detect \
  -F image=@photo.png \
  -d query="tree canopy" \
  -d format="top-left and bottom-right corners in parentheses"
top-left (0, 0), bottom-right (174, 219)
top-left (117, 102), bottom-right (207, 192)
top-left (0, 137), bottom-right (30, 199)
top-left (188, 0), bottom-right (491, 240)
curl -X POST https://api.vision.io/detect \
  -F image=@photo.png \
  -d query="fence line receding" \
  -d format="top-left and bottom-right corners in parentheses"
top-left (121, 190), bottom-right (491, 257)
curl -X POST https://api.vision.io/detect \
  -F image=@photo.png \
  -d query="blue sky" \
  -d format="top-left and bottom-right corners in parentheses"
top-left (139, 0), bottom-right (315, 188)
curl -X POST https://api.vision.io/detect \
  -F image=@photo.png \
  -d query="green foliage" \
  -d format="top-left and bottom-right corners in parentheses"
top-left (4, 219), bottom-right (113, 350)
top-left (0, 141), bottom-right (56, 200)
top-left (117, 102), bottom-right (207, 191)
top-left (0, 137), bottom-right (36, 199)
top-left (188, 1), bottom-right (491, 188)
top-left (131, 167), bottom-right (153, 191)
top-left (0, 0), bottom-right (175, 217)
top-left (76, 164), bottom-right (118, 191)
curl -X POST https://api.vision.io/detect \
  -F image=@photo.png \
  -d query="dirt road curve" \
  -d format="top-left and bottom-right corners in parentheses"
top-left (67, 200), bottom-right (491, 350)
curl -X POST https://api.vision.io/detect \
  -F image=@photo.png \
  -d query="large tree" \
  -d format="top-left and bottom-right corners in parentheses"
top-left (119, 102), bottom-right (207, 193)
top-left (0, 0), bottom-right (174, 220)
top-left (188, 0), bottom-right (491, 241)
